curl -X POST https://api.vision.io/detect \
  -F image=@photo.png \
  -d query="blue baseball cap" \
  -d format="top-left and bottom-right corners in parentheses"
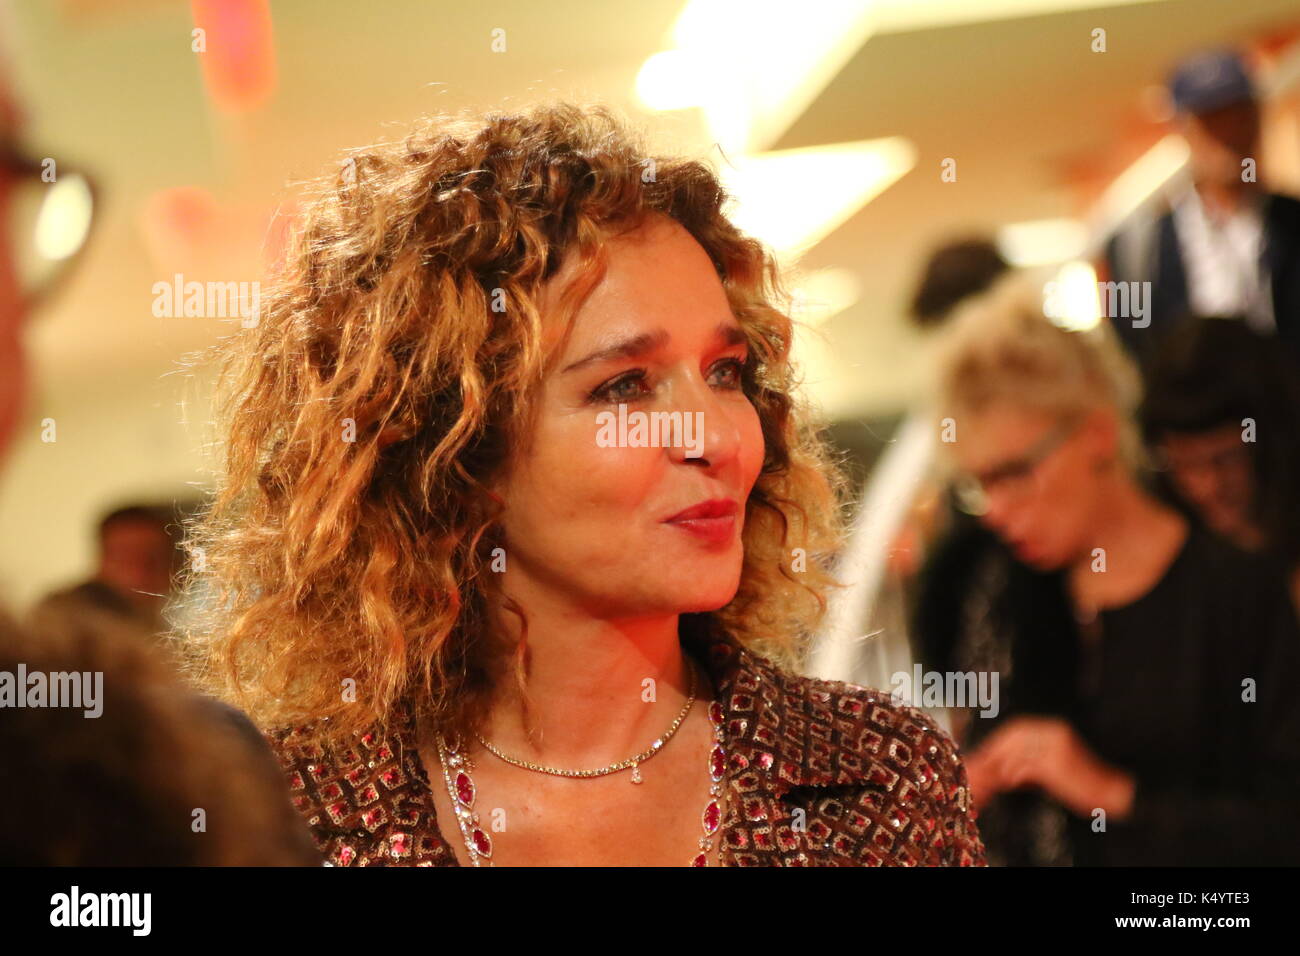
top-left (1168, 49), bottom-right (1257, 114)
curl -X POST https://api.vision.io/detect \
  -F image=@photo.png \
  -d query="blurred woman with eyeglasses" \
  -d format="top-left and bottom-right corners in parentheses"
top-left (925, 274), bottom-right (1300, 866)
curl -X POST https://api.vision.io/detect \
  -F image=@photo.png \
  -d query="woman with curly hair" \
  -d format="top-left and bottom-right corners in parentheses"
top-left (182, 103), bottom-right (984, 867)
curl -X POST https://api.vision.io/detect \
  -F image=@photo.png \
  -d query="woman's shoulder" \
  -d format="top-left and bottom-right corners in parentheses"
top-left (725, 652), bottom-right (986, 865)
top-left (768, 664), bottom-right (967, 776)
top-left (264, 720), bottom-right (332, 768)
top-left (726, 646), bottom-right (971, 792)
top-left (1169, 525), bottom-right (1299, 622)
top-left (263, 716), bottom-right (408, 796)
top-left (261, 723), bottom-right (338, 824)
top-left (262, 709), bottom-right (450, 865)
top-left (265, 697), bottom-right (414, 759)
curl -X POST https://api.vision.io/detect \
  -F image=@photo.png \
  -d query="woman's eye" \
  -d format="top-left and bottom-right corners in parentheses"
top-left (588, 359), bottom-right (744, 404)
top-left (590, 371), bottom-right (650, 404)
top-left (708, 358), bottom-right (745, 390)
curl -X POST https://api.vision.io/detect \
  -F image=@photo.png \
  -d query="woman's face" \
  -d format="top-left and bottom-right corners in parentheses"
top-left (949, 402), bottom-right (1113, 571)
top-left (492, 215), bottom-right (765, 620)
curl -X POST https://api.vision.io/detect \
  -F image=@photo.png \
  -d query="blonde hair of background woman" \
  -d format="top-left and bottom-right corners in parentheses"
top-left (934, 271), bottom-right (1147, 473)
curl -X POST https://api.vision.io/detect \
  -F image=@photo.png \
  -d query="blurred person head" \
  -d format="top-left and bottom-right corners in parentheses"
top-left (0, 621), bottom-right (319, 865)
top-left (1140, 317), bottom-right (1300, 565)
top-left (936, 275), bottom-right (1144, 570)
top-left (96, 505), bottom-right (177, 617)
top-left (1168, 49), bottom-right (1260, 193)
top-left (910, 237), bottom-right (1010, 328)
top-left (184, 103), bottom-right (843, 746)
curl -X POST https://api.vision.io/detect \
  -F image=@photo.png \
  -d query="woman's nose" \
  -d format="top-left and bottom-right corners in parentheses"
top-left (665, 374), bottom-right (741, 468)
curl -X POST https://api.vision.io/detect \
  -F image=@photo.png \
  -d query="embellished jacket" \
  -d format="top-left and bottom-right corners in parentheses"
top-left (268, 630), bottom-right (987, 866)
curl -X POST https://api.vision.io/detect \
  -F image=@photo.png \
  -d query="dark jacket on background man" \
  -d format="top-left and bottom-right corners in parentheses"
top-left (1103, 192), bottom-right (1300, 369)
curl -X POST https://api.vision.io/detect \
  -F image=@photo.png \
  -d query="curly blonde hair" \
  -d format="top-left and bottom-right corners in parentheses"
top-left (180, 103), bottom-right (845, 748)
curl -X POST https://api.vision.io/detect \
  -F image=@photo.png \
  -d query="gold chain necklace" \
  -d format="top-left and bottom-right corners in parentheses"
top-left (473, 664), bottom-right (697, 784)
top-left (433, 661), bottom-right (728, 866)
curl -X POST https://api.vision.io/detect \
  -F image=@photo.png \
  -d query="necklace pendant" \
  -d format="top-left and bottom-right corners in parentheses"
top-left (630, 763), bottom-right (642, 784)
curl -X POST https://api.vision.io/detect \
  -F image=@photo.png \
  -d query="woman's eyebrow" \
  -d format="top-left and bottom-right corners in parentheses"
top-left (716, 323), bottom-right (748, 349)
top-left (560, 322), bottom-right (746, 374)
top-left (561, 329), bottom-right (670, 374)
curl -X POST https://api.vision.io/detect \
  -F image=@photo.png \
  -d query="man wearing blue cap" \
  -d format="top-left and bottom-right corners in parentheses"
top-left (1104, 49), bottom-right (1300, 368)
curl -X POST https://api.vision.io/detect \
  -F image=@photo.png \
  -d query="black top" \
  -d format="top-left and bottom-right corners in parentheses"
top-left (1071, 526), bottom-right (1300, 866)
top-left (915, 517), bottom-right (1300, 866)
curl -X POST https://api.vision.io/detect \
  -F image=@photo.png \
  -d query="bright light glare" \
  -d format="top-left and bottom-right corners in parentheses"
top-left (1089, 134), bottom-right (1190, 239)
top-left (790, 267), bottom-right (862, 327)
top-left (35, 174), bottom-right (94, 261)
top-left (719, 138), bottom-right (915, 260)
top-left (1044, 260), bottom-right (1101, 332)
top-left (637, 0), bottom-right (875, 153)
top-left (635, 50), bottom-right (698, 111)
top-left (997, 218), bottom-right (1088, 267)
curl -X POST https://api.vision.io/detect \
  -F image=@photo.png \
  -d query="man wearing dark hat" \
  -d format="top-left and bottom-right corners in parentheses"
top-left (1104, 49), bottom-right (1300, 369)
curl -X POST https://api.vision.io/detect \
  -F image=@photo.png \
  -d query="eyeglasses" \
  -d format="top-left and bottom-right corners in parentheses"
top-left (952, 417), bottom-right (1080, 516)
top-left (1, 136), bottom-right (97, 315)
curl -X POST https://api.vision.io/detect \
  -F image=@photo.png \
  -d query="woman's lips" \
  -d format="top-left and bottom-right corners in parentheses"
top-left (663, 499), bottom-right (739, 545)
top-left (666, 514), bottom-right (736, 545)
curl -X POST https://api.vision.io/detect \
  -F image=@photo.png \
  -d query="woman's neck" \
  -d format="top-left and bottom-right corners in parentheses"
top-left (1067, 473), bottom-right (1188, 612)
top-left (478, 594), bottom-right (694, 767)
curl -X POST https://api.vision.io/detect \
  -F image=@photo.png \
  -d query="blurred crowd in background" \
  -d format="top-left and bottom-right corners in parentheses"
top-left (2, 2), bottom-right (1299, 866)
top-left (823, 48), bottom-right (1300, 865)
